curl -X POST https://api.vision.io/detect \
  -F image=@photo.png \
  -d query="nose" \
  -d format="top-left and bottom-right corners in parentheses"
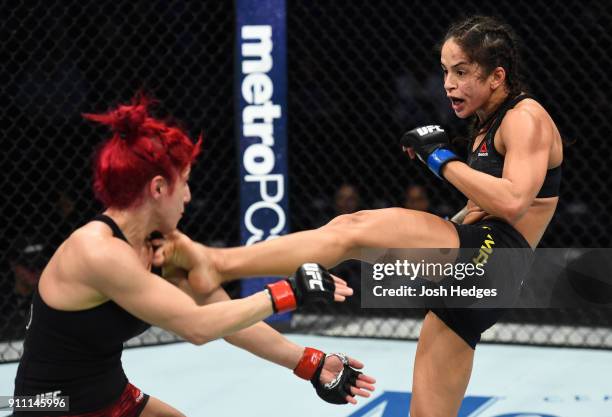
top-left (444, 73), bottom-right (455, 93)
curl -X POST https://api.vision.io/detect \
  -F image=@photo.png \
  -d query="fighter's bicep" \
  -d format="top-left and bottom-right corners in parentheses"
top-left (85, 241), bottom-right (199, 336)
top-left (500, 109), bottom-right (551, 198)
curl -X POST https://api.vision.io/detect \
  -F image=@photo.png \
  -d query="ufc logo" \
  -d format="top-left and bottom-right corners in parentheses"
top-left (36, 390), bottom-right (61, 401)
top-left (416, 125), bottom-right (443, 136)
top-left (303, 263), bottom-right (325, 291)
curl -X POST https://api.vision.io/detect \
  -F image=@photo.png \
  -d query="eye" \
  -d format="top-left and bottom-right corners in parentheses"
top-left (456, 69), bottom-right (466, 76)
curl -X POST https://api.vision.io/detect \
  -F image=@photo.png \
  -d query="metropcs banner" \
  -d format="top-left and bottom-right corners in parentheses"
top-left (235, 0), bottom-right (289, 305)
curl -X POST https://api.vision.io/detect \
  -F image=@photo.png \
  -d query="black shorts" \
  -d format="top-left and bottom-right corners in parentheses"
top-left (430, 218), bottom-right (533, 349)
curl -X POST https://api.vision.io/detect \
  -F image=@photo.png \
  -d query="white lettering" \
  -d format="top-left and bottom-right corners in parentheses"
top-left (245, 174), bottom-right (284, 203)
top-left (241, 25), bottom-right (286, 245)
top-left (244, 201), bottom-right (286, 246)
top-left (241, 26), bottom-right (273, 73)
top-left (303, 263), bottom-right (325, 291)
top-left (242, 73), bottom-right (273, 105)
top-left (243, 143), bottom-right (275, 176)
top-left (416, 125), bottom-right (443, 136)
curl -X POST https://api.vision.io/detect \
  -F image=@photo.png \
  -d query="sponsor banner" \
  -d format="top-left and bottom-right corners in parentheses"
top-left (236, 0), bottom-right (290, 321)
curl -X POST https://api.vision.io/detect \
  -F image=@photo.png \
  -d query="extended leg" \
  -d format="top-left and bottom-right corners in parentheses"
top-left (218, 208), bottom-right (459, 279)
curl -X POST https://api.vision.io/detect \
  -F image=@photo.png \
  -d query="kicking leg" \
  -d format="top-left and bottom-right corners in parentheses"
top-left (217, 208), bottom-right (459, 279)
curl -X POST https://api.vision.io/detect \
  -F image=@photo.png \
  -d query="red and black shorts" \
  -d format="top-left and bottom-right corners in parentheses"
top-left (67, 383), bottom-right (149, 417)
top-left (14, 383), bottom-right (150, 417)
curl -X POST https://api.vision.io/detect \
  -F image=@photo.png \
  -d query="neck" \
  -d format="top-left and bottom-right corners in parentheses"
top-left (475, 88), bottom-right (511, 126)
top-left (103, 206), bottom-right (156, 250)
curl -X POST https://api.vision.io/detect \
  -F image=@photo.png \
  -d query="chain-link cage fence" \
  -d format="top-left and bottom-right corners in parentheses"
top-left (286, 0), bottom-right (612, 348)
top-left (1, 0), bottom-right (237, 361)
top-left (2, 0), bottom-right (612, 362)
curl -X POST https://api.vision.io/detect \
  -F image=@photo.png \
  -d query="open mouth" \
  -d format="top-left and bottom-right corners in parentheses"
top-left (449, 97), bottom-right (465, 106)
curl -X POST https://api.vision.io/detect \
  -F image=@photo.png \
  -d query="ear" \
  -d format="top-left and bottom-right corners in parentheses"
top-left (490, 66), bottom-right (507, 90)
top-left (149, 176), bottom-right (168, 200)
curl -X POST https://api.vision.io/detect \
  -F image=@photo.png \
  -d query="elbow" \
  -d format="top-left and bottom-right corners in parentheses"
top-left (186, 333), bottom-right (210, 346)
top-left (497, 199), bottom-right (528, 224)
top-left (223, 334), bottom-right (238, 346)
top-left (183, 329), bottom-right (213, 346)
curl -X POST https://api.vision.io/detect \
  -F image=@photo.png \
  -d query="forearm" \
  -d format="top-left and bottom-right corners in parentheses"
top-left (186, 291), bottom-right (274, 345)
top-left (225, 322), bottom-right (303, 369)
top-left (443, 161), bottom-right (523, 222)
top-left (190, 284), bottom-right (303, 369)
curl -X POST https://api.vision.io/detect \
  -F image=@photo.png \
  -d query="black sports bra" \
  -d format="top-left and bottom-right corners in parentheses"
top-left (466, 94), bottom-right (561, 198)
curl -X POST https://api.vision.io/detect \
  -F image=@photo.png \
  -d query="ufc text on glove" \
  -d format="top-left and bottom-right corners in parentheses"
top-left (400, 125), bottom-right (460, 179)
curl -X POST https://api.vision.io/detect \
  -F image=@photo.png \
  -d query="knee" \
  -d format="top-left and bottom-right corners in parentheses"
top-left (328, 208), bottom-right (409, 228)
top-left (325, 210), bottom-right (370, 227)
top-left (321, 212), bottom-right (369, 250)
top-left (326, 212), bottom-right (355, 227)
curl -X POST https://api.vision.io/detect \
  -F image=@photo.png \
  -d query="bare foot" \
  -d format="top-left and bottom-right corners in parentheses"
top-left (186, 243), bottom-right (225, 294)
top-left (153, 231), bottom-right (225, 295)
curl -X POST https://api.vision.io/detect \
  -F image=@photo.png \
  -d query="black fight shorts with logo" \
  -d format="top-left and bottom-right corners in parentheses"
top-left (430, 218), bottom-right (534, 349)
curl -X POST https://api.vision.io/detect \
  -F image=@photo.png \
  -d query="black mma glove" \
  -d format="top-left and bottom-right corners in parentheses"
top-left (266, 263), bottom-right (335, 313)
top-left (400, 124), bottom-right (460, 179)
top-left (293, 348), bottom-right (362, 404)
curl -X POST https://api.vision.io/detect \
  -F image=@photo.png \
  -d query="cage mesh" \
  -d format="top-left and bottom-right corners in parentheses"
top-left (2, 0), bottom-right (611, 362)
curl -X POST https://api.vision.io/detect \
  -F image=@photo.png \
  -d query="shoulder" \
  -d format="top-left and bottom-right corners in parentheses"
top-left (63, 221), bottom-right (136, 281)
top-left (499, 99), bottom-right (552, 148)
top-left (502, 99), bottom-right (541, 129)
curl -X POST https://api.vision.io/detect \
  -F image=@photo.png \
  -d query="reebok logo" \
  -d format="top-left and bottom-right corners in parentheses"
top-left (478, 141), bottom-right (488, 157)
top-left (303, 263), bottom-right (325, 291)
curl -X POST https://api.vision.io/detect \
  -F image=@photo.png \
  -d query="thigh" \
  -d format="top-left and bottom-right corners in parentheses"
top-left (410, 311), bottom-right (475, 417)
top-left (329, 208), bottom-right (460, 262)
top-left (348, 208), bottom-right (459, 248)
top-left (139, 397), bottom-right (186, 417)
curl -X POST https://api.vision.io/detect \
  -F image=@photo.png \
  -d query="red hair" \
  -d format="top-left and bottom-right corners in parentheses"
top-left (84, 94), bottom-right (201, 209)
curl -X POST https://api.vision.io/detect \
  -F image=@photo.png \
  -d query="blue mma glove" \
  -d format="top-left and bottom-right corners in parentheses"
top-left (400, 125), bottom-right (460, 179)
